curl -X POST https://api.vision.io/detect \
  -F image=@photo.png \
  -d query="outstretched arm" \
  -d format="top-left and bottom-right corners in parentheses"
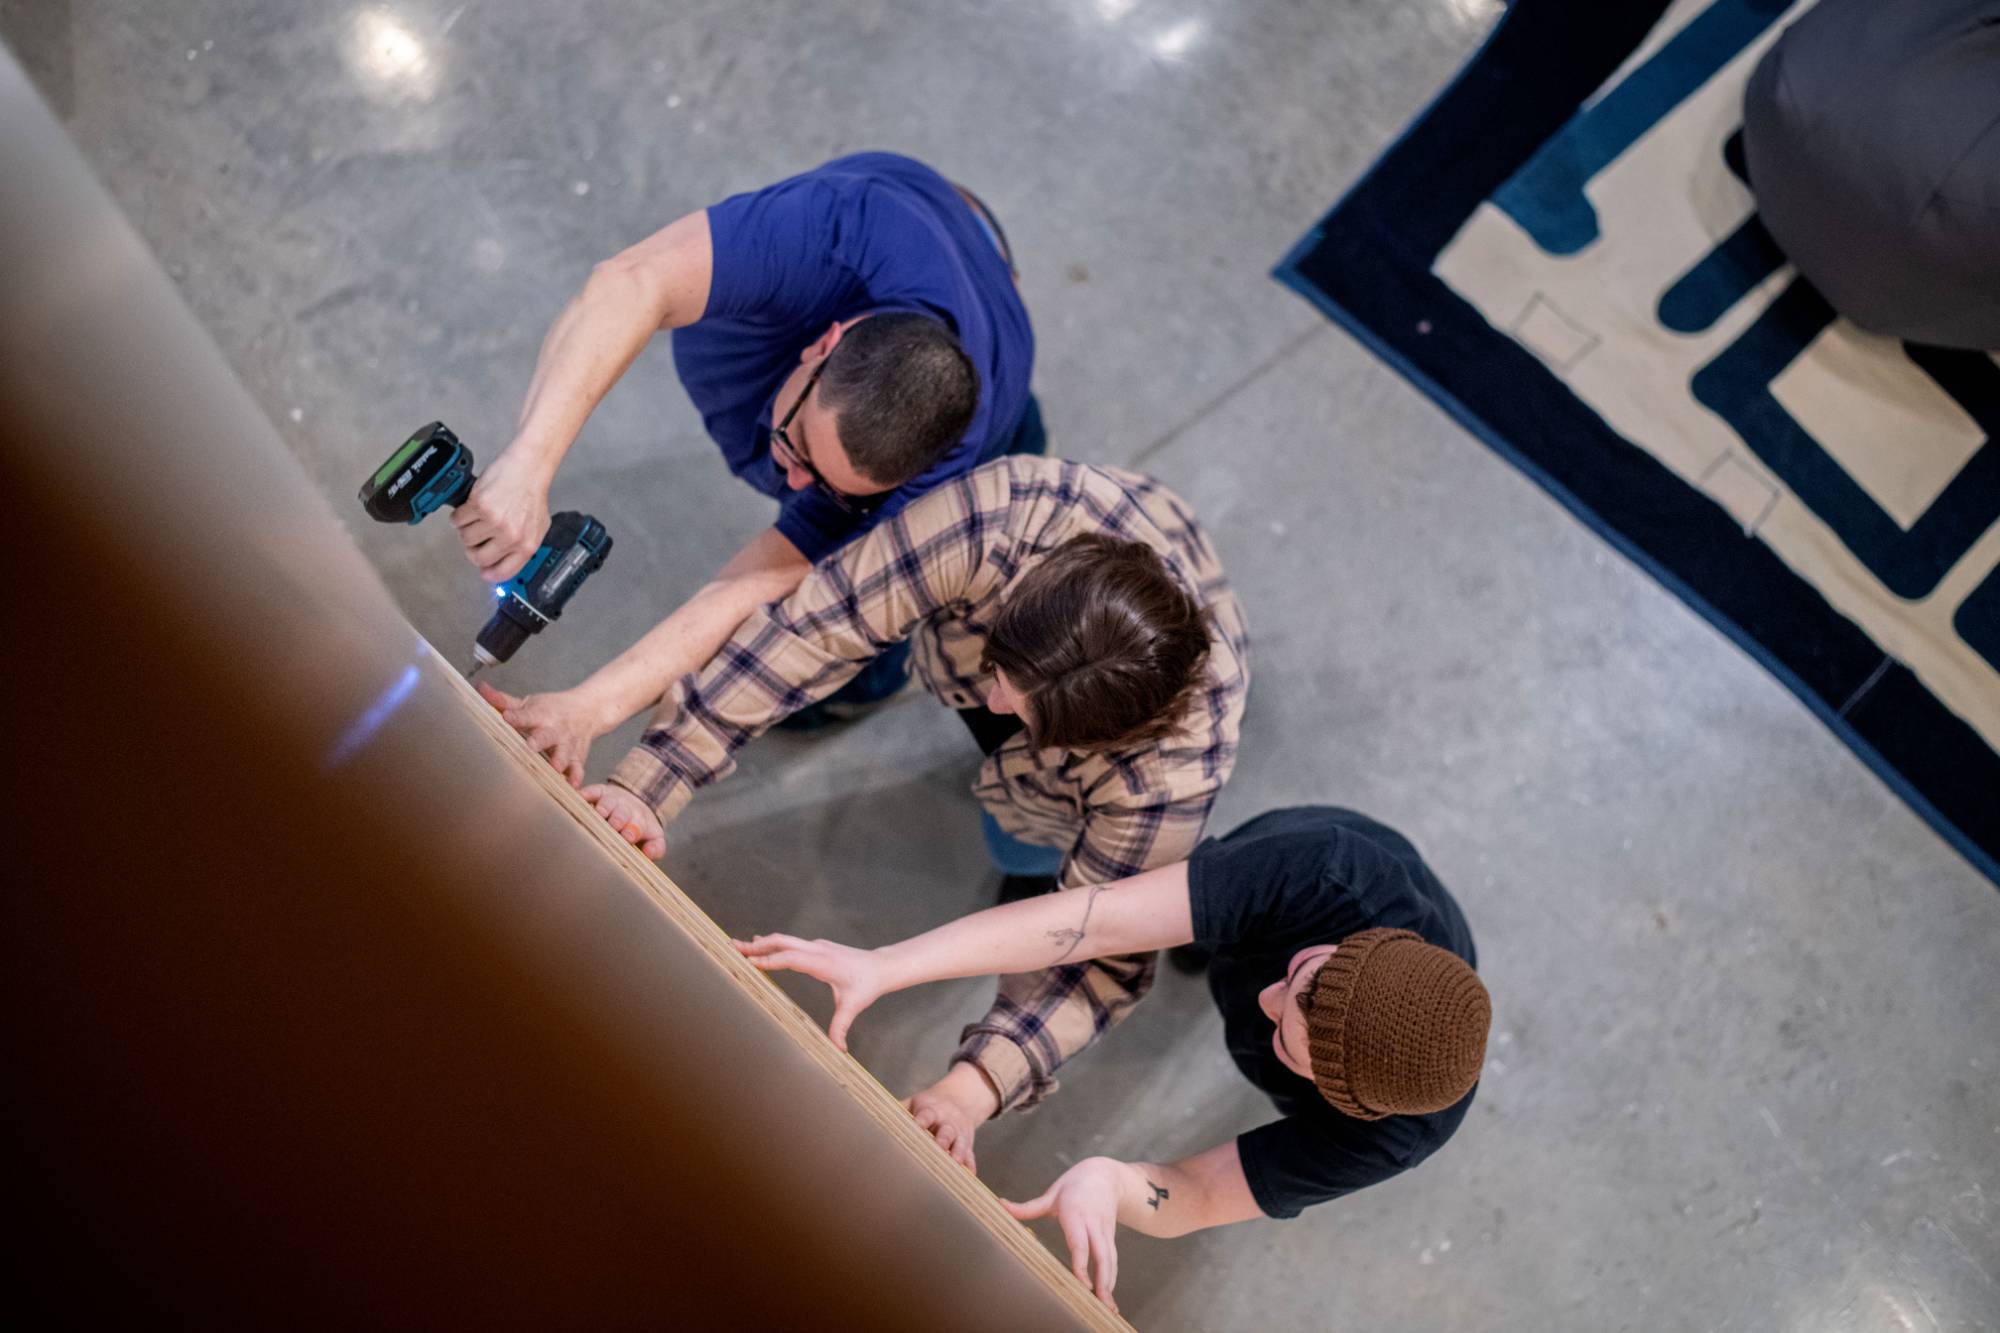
top-left (603, 471), bottom-right (1002, 832)
top-left (480, 525), bottom-right (809, 771)
top-left (735, 862), bottom-right (1194, 1049)
top-left (884, 861), bottom-right (1192, 983)
top-left (454, 210), bottom-right (714, 583)
top-left (478, 527), bottom-right (810, 856)
top-left (1003, 1142), bottom-right (1262, 1312)
top-left (951, 792), bottom-right (1222, 1117)
top-left (570, 527), bottom-right (811, 728)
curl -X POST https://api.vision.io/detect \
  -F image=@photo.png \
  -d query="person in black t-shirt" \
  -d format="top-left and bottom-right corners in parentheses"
top-left (736, 806), bottom-right (1492, 1311)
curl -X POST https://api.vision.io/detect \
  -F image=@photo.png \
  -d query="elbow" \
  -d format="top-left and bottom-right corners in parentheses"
top-left (586, 253), bottom-right (674, 324)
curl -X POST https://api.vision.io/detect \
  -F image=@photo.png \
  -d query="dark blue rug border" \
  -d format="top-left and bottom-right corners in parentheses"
top-left (1274, 0), bottom-right (2000, 888)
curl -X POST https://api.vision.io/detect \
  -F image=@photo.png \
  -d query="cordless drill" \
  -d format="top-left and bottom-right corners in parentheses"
top-left (360, 422), bottom-right (612, 680)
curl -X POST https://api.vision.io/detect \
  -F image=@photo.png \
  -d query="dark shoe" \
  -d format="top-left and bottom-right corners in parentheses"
top-left (1167, 943), bottom-right (1214, 975)
top-left (772, 694), bottom-right (900, 732)
top-left (998, 873), bottom-right (1058, 905)
top-left (775, 643), bottom-right (914, 731)
top-left (772, 699), bottom-right (843, 732)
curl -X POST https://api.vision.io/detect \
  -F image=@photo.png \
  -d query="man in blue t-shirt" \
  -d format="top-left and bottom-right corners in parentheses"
top-left (737, 806), bottom-right (1492, 1313)
top-left (458, 153), bottom-right (1036, 780)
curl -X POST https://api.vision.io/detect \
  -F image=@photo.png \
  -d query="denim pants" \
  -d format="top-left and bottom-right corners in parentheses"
top-left (980, 809), bottom-right (1065, 877)
top-left (958, 700), bottom-right (1066, 878)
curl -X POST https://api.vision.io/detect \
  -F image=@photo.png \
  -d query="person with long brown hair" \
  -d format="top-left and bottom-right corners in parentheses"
top-left (483, 452), bottom-right (1250, 1161)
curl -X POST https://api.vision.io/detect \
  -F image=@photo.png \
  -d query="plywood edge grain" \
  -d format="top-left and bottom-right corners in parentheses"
top-left (432, 650), bottom-right (1132, 1332)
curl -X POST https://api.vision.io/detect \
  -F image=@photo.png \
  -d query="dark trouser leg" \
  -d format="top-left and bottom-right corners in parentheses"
top-left (999, 393), bottom-right (1046, 459)
top-left (771, 638), bottom-right (912, 729)
top-left (823, 639), bottom-right (911, 705)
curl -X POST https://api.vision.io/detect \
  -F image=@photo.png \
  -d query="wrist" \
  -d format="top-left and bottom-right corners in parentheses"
top-left (940, 1059), bottom-right (1003, 1121)
top-left (873, 941), bottom-right (924, 997)
top-left (497, 429), bottom-right (565, 485)
top-left (1113, 1160), bottom-right (1165, 1232)
top-left (570, 676), bottom-right (632, 736)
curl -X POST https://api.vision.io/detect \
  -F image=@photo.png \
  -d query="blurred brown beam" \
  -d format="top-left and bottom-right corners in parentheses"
top-left (0, 43), bottom-right (1123, 1332)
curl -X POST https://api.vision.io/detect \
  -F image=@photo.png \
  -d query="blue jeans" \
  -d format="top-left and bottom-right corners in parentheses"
top-left (980, 810), bottom-right (1065, 877)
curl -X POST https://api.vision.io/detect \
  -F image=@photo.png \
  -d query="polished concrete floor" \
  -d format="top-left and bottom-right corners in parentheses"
top-left (13, 1), bottom-right (1999, 1328)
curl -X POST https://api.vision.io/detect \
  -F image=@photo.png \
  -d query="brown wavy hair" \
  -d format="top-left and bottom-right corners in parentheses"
top-left (982, 534), bottom-right (1212, 751)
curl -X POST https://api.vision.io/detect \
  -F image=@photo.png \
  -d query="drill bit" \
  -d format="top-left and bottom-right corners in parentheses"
top-left (466, 658), bottom-right (485, 685)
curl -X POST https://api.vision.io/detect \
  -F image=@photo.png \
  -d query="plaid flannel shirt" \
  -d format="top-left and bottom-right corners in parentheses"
top-left (609, 455), bottom-right (1250, 1111)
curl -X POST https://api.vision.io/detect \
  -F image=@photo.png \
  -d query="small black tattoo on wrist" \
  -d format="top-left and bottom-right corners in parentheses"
top-left (1146, 1182), bottom-right (1169, 1211)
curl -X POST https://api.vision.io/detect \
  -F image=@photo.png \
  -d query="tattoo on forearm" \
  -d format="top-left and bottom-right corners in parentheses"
top-left (1146, 1181), bottom-right (1169, 1211)
top-left (1043, 885), bottom-right (1106, 962)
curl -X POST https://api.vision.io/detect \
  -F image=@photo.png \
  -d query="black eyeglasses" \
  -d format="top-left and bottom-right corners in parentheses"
top-left (769, 359), bottom-right (883, 515)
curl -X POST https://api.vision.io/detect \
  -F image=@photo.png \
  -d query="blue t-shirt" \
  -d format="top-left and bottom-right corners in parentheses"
top-left (672, 152), bottom-right (1035, 561)
top-left (1188, 807), bottom-right (1481, 1219)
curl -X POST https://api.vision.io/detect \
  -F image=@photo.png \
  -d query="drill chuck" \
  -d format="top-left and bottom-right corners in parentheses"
top-left (473, 510), bottom-right (613, 669)
top-left (472, 599), bottom-right (537, 670)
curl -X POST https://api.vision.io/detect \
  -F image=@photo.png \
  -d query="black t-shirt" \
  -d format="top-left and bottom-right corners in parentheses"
top-left (1187, 806), bottom-right (1480, 1219)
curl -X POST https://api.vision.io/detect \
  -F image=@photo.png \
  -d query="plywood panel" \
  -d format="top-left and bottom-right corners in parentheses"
top-left (0, 42), bottom-right (1125, 1331)
top-left (439, 652), bottom-right (1130, 1330)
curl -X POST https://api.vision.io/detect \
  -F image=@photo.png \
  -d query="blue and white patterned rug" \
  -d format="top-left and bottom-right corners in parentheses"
top-left (1277, 0), bottom-right (1999, 885)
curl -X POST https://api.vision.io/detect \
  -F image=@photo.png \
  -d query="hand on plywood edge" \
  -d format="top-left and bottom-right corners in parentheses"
top-left (1003, 1159), bottom-right (1135, 1314)
top-left (578, 780), bottom-right (667, 860)
top-left (736, 934), bottom-right (888, 1051)
top-left (735, 935), bottom-right (997, 1171)
top-left (476, 680), bottom-right (606, 789)
top-left (902, 1063), bottom-right (999, 1172)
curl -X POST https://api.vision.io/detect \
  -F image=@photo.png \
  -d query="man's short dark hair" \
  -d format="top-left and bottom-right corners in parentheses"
top-left (982, 534), bottom-right (1213, 752)
top-left (817, 313), bottom-right (979, 488)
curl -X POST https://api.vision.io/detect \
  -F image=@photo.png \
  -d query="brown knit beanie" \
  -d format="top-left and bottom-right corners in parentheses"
top-left (1304, 928), bottom-right (1491, 1120)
